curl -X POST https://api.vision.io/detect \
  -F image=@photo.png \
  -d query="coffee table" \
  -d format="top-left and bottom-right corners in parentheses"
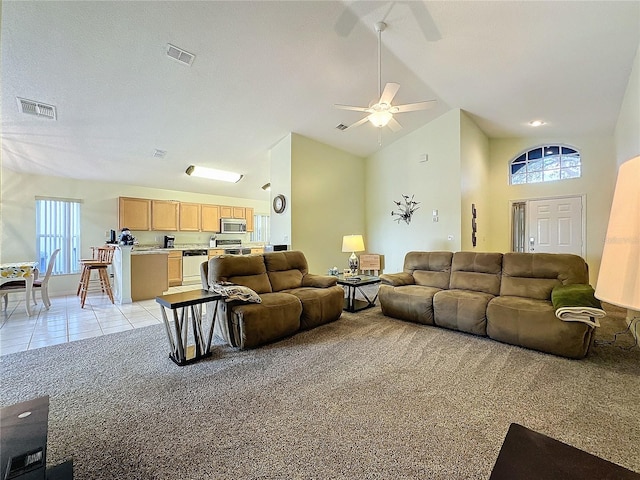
top-left (336, 274), bottom-right (380, 312)
top-left (489, 423), bottom-right (639, 479)
top-left (156, 289), bottom-right (223, 366)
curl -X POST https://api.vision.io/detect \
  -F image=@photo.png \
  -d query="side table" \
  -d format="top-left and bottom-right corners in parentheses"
top-left (156, 289), bottom-right (223, 366)
top-left (336, 275), bottom-right (381, 312)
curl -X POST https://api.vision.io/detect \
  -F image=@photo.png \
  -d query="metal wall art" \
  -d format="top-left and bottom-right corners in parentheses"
top-left (472, 203), bottom-right (478, 247)
top-left (392, 194), bottom-right (420, 225)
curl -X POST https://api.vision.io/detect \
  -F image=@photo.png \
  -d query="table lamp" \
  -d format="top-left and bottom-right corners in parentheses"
top-left (342, 235), bottom-right (365, 274)
top-left (595, 155), bottom-right (640, 344)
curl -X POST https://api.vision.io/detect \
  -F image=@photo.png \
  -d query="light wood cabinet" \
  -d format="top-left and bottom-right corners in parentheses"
top-left (201, 204), bottom-right (221, 232)
top-left (208, 249), bottom-right (225, 259)
top-left (179, 203), bottom-right (201, 231)
top-left (219, 205), bottom-right (233, 218)
top-left (118, 197), bottom-right (151, 231)
top-left (220, 205), bottom-right (245, 219)
top-left (232, 206), bottom-right (246, 219)
top-left (131, 253), bottom-right (169, 300)
top-left (152, 200), bottom-right (179, 231)
top-left (245, 207), bottom-right (254, 232)
top-left (250, 248), bottom-right (263, 254)
top-left (167, 250), bottom-right (182, 286)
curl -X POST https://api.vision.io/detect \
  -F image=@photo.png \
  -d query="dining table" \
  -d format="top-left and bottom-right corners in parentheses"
top-left (0, 261), bottom-right (39, 316)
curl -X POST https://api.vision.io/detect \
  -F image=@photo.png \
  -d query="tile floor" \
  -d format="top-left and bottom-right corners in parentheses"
top-left (0, 284), bottom-right (201, 356)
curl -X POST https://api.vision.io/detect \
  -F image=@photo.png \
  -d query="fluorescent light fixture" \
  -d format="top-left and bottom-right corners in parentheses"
top-left (185, 165), bottom-right (243, 183)
top-left (368, 111), bottom-right (393, 127)
top-left (528, 120), bottom-right (546, 127)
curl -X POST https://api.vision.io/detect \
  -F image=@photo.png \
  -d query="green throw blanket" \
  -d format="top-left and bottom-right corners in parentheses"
top-left (551, 284), bottom-right (606, 328)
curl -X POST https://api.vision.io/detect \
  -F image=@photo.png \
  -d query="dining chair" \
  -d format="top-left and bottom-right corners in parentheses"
top-left (0, 248), bottom-right (61, 312)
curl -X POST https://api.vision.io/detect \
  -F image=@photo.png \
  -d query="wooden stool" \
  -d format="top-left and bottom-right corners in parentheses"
top-left (77, 246), bottom-right (115, 308)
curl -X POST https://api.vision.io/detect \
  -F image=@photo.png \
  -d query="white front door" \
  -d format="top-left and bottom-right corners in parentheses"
top-left (527, 196), bottom-right (584, 255)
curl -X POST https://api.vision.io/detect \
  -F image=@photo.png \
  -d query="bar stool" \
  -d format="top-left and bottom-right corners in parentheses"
top-left (77, 246), bottom-right (115, 308)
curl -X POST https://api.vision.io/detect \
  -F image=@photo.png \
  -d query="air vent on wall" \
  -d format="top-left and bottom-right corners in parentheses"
top-left (335, 123), bottom-right (348, 131)
top-left (17, 98), bottom-right (57, 120)
top-left (166, 44), bottom-right (195, 66)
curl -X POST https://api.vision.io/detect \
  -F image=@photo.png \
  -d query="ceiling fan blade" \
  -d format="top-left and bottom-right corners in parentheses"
top-left (393, 100), bottom-right (437, 113)
top-left (344, 116), bottom-right (371, 130)
top-left (334, 104), bottom-right (370, 112)
top-left (379, 82), bottom-right (400, 105)
top-left (387, 117), bottom-right (403, 132)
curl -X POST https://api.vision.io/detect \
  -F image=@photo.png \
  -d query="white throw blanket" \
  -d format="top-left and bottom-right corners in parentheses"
top-left (555, 307), bottom-right (606, 328)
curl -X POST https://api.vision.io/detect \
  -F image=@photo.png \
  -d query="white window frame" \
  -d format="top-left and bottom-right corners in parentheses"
top-left (509, 144), bottom-right (581, 185)
top-left (35, 197), bottom-right (82, 275)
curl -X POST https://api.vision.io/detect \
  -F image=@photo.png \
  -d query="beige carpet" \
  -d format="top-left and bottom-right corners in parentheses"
top-left (1, 304), bottom-right (638, 479)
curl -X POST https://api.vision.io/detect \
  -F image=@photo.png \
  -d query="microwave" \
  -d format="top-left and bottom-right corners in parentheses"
top-left (220, 218), bottom-right (247, 233)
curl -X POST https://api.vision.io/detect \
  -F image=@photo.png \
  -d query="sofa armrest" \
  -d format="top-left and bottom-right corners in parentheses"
top-left (302, 273), bottom-right (338, 288)
top-left (379, 272), bottom-right (415, 286)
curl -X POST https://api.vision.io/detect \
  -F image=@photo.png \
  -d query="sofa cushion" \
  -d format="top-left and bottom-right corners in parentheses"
top-left (486, 295), bottom-right (593, 359)
top-left (500, 253), bottom-right (589, 300)
top-left (208, 255), bottom-right (272, 294)
top-left (264, 251), bottom-right (309, 292)
top-left (403, 251), bottom-right (453, 288)
top-left (284, 285), bottom-right (344, 330)
top-left (220, 292), bottom-right (302, 349)
top-left (379, 284), bottom-right (442, 325)
top-left (449, 252), bottom-right (503, 295)
top-left (433, 289), bottom-right (493, 336)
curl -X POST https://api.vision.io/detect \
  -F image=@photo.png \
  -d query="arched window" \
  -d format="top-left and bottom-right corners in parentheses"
top-left (510, 145), bottom-right (581, 185)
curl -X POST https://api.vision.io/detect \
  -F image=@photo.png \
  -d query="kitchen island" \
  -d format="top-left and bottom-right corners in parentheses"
top-left (113, 246), bottom-right (169, 303)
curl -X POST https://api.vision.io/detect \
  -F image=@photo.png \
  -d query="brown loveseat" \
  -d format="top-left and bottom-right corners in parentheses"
top-left (379, 251), bottom-right (595, 359)
top-left (201, 251), bottom-right (344, 349)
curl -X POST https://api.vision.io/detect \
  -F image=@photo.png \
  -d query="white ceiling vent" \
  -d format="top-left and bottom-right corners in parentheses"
top-left (17, 98), bottom-right (57, 120)
top-left (152, 149), bottom-right (167, 158)
top-left (166, 44), bottom-right (195, 66)
top-left (335, 123), bottom-right (348, 131)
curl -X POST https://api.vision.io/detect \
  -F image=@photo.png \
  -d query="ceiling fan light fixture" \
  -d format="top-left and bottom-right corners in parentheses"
top-left (185, 165), bottom-right (243, 183)
top-left (368, 111), bottom-right (393, 127)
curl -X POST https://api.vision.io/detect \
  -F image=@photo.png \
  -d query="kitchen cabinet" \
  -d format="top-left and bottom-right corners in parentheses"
top-left (245, 207), bottom-right (254, 232)
top-left (179, 203), bottom-right (201, 231)
top-left (208, 249), bottom-right (225, 259)
top-left (152, 201), bottom-right (179, 231)
top-left (250, 248), bottom-right (263, 254)
top-left (118, 197), bottom-right (151, 231)
top-left (167, 250), bottom-right (182, 286)
top-left (131, 253), bottom-right (169, 300)
top-left (201, 204), bottom-right (221, 232)
top-left (220, 206), bottom-right (245, 219)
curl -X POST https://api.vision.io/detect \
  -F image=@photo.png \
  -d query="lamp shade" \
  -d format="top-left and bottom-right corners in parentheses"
top-left (342, 235), bottom-right (365, 253)
top-left (595, 155), bottom-right (640, 310)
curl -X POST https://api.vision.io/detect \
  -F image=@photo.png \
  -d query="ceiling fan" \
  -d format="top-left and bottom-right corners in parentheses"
top-left (335, 21), bottom-right (436, 132)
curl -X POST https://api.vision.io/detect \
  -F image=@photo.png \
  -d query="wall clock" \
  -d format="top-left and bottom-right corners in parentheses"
top-left (273, 194), bottom-right (286, 214)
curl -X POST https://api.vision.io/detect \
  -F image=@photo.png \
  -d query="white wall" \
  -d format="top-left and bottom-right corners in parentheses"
top-left (269, 134), bottom-right (292, 247)
top-left (365, 109), bottom-right (462, 273)
top-left (290, 133), bottom-right (365, 274)
top-left (0, 168), bottom-right (268, 295)
top-left (486, 136), bottom-right (617, 285)
top-left (614, 42), bottom-right (640, 167)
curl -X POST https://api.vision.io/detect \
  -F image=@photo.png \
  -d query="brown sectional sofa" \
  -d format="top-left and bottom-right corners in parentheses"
top-left (379, 251), bottom-right (595, 359)
top-left (201, 251), bottom-right (344, 349)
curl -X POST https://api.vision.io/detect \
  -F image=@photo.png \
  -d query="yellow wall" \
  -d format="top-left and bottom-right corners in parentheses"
top-left (486, 136), bottom-right (617, 285)
top-left (460, 111), bottom-right (491, 251)
top-left (290, 133), bottom-right (365, 274)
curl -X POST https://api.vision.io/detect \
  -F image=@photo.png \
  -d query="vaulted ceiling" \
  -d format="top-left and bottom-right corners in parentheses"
top-left (2, 1), bottom-right (638, 200)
